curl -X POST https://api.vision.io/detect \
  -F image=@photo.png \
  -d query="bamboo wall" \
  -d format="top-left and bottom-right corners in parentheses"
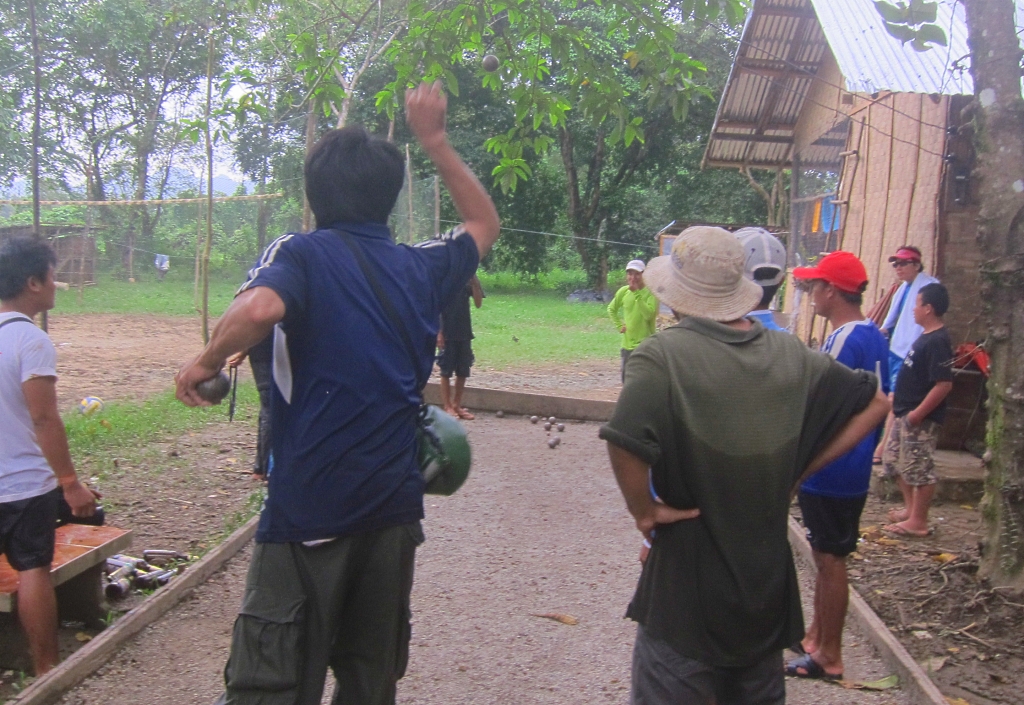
top-left (784, 88), bottom-right (951, 346)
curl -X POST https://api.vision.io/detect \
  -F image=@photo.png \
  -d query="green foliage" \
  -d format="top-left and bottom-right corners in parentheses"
top-left (379, 0), bottom-right (744, 193)
top-left (874, 0), bottom-right (948, 51)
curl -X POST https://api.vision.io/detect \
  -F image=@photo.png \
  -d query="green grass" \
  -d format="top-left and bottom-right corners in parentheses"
top-left (53, 269), bottom-right (621, 369)
top-left (53, 269), bottom-right (245, 317)
top-left (471, 291), bottom-right (618, 368)
top-left (65, 383), bottom-right (259, 460)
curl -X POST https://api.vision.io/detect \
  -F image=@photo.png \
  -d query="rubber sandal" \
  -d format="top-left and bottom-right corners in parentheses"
top-left (872, 456), bottom-right (883, 465)
top-left (456, 408), bottom-right (475, 420)
top-left (882, 523), bottom-right (934, 538)
top-left (784, 654), bottom-right (842, 681)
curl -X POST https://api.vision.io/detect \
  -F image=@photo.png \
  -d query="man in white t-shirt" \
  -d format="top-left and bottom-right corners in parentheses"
top-left (0, 236), bottom-right (97, 676)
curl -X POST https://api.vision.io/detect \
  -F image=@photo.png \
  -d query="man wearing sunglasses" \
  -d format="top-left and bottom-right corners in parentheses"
top-left (880, 247), bottom-right (938, 394)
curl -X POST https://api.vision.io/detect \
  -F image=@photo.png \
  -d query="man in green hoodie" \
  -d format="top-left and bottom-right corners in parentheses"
top-left (609, 259), bottom-right (658, 382)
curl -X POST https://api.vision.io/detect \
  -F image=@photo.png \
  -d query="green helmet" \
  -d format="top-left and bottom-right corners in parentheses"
top-left (418, 405), bottom-right (472, 495)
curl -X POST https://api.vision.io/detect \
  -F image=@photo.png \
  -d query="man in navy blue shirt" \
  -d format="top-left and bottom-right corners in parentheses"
top-left (176, 81), bottom-right (500, 705)
top-left (788, 251), bottom-right (889, 682)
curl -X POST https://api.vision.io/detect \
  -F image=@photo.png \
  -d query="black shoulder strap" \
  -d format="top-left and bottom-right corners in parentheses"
top-left (335, 230), bottom-right (428, 391)
top-left (0, 316), bottom-right (33, 332)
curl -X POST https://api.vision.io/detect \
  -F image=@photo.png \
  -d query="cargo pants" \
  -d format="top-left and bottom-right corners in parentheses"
top-left (216, 522), bottom-right (423, 705)
top-left (882, 416), bottom-right (940, 486)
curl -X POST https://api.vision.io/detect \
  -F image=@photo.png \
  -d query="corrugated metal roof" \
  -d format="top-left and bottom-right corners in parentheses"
top-left (702, 0), bottom-right (1024, 169)
top-left (816, 0), bottom-right (971, 95)
top-left (702, 0), bottom-right (831, 169)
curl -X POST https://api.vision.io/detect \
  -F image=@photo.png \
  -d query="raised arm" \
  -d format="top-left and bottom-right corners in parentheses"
top-left (405, 82), bottom-right (500, 258)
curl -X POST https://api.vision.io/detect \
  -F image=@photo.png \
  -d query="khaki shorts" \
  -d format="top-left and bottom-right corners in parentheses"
top-left (883, 416), bottom-right (940, 486)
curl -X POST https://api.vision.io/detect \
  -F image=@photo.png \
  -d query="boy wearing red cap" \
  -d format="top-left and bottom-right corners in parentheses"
top-left (788, 251), bottom-right (889, 681)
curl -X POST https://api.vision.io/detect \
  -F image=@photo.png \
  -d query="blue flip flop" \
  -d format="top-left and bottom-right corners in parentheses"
top-left (784, 654), bottom-right (842, 681)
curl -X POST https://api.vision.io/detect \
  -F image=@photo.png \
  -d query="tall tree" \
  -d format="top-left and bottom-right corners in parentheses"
top-left (381, 0), bottom-right (747, 290)
top-left (880, 0), bottom-right (1024, 586)
top-left (962, 0), bottom-right (1024, 587)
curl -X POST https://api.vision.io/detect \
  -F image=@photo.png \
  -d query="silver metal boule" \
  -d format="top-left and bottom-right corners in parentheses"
top-left (196, 372), bottom-right (231, 404)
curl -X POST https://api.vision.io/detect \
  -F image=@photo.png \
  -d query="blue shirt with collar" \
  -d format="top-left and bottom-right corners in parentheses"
top-left (800, 319), bottom-right (890, 498)
top-left (239, 223), bottom-right (479, 542)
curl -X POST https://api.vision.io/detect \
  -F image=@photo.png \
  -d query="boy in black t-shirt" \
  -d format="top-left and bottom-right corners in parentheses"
top-left (883, 283), bottom-right (954, 537)
top-left (437, 273), bottom-right (483, 419)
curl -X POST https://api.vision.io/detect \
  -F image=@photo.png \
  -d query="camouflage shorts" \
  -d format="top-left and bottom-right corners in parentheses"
top-left (882, 416), bottom-right (940, 486)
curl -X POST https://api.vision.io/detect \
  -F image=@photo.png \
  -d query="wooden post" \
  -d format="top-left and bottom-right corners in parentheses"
top-left (405, 144), bottom-right (414, 243)
top-left (193, 183), bottom-right (202, 310)
top-left (201, 27), bottom-right (215, 344)
top-left (28, 0), bottom-right (46, 331)
top-left (433, 175), bottom-right (440, 236)
top-left (78, 210), bottom-right (88, 305)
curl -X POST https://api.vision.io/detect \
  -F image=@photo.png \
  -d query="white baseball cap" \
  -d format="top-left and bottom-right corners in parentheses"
top-left (734, 227), bottom-right (787, 287)
top-left (626, 259), bottom-right (646, 273)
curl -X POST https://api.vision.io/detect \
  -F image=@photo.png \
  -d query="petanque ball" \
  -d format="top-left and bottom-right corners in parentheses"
top-left (530, 415), bottom-right (539, 424)
top-left (548, 416), bottom-right (556, 423)
top-left (557, 423), bottom-right (565, 432)
top-left (496, 410), bottom-right (504, 418)
top-left (553, 436), bottom-right (561, 446)
top-left (482, 54), bottom-right (500, 72)
top-left (547, 438), bottom-right (557, 449)
top-left (78, 396), bottom-right (104, 416)
top-left (196, 372), bottom-right (231, 404)
top-left (544, 422), bottom-right (552, 431)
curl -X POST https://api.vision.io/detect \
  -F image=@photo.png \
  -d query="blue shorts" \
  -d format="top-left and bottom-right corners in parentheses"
top-left (888, 350), bottom-right (904, 393)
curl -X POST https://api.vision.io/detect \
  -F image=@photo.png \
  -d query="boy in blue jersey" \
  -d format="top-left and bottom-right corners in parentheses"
top-left (176, 82), bottom-right (500, 705)
top-left (787, 251), bottom-right (889, 681)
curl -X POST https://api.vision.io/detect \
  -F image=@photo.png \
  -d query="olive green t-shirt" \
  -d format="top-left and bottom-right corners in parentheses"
top-left (599, 317), bottom-right (877, 667)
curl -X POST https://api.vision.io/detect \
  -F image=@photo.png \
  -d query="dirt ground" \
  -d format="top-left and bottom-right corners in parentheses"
top-left (6, 313), bottom-right (1018, 703)
top-left (56, 416), bottom-right (907, 705)
top-left (46, 313), bottom-right (622, 409)
top-left (793, 494), bottom-right (1024, 705)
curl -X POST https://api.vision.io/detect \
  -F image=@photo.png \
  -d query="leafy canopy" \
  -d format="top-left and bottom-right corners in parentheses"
top-left (378, 0), bottom-right (747, 192)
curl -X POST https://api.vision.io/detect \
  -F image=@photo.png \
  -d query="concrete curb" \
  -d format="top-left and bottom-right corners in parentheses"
top-left (11, 515), bottom-right (259, 705)
top-left (423, 382), bottom-right (615, 421)
top-left (787, 517), bottom-right (947, 705)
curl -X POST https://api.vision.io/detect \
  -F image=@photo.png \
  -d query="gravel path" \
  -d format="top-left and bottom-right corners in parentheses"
top-left (59, 415), bottom-right (910, 705)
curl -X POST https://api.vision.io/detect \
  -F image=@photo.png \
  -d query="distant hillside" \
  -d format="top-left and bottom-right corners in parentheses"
top-left (1, 171), bottom-right (253, 200)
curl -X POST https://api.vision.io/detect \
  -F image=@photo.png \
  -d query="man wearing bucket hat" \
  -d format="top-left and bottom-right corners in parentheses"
top-left (600, 227), bottom-right (890, 704)
top-left (608, 259), bottom-right (658, 382)
top-left (734, 227), bottom-right (787, 331)
top-left (788, 251), bottom-right (890, 681)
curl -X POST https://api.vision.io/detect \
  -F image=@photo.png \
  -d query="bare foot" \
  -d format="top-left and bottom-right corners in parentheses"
top-left (799, 639), bottom-right (818, 655)
top-left (887, 507), bottom-right (909, 523)
top-left (443, 405), bottom-right (459, 417)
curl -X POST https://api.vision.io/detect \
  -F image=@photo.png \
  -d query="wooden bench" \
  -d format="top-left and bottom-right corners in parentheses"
top-left (1, 525), bottom-right (131, 669)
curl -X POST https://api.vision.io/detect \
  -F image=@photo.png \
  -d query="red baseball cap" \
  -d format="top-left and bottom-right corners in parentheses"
top-left (792, 251), bottom-right (868, 294)
top-left (887, 247), bottom-right (922, 263)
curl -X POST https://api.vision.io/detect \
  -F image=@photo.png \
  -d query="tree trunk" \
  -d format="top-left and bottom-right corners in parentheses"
top-left (964, 0), bottom-right (1024, 587)
top-left (302, 99), bottom-right (318, 231)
